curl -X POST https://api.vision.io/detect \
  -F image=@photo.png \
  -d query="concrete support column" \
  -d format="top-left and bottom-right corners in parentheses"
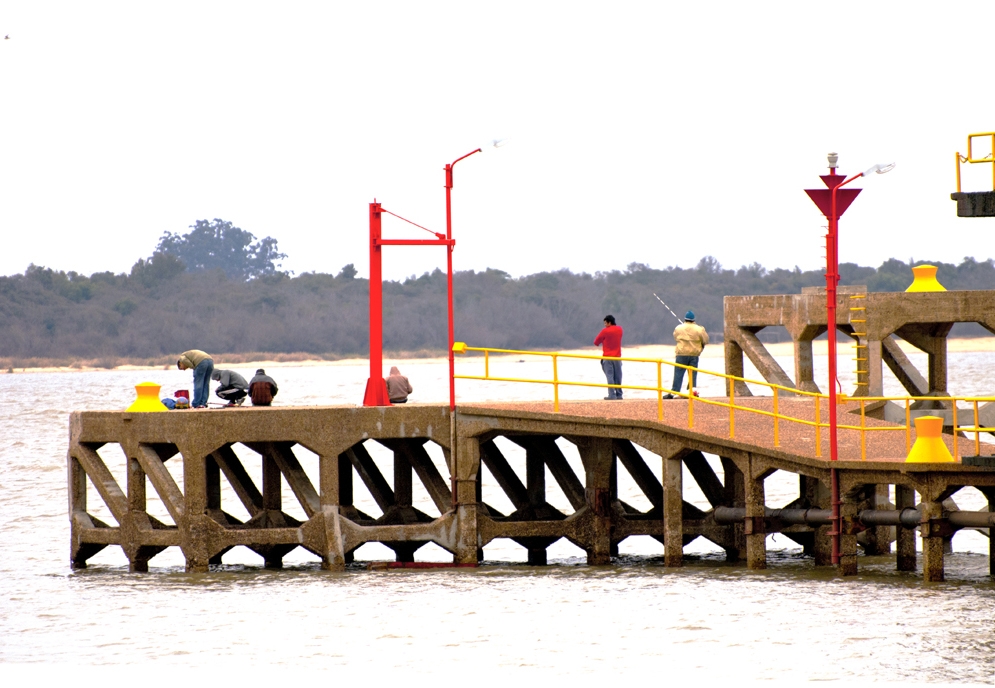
top-left (725, 338), bottom-right (752, 396)
top-left (182, 451), bottom-right (210, 573)
top-left (863, 484), bottom-right (893, 555)
top-left (865, 339), bottom-right (884, 398)
top-left (919, 498), bottom-right (945, 582)
top-left (895, 484), bottom-right (917, 572)
top-left (317, 452), bottom-right (347, 571)
top-left (525, 448), bottom-right (547, 565)
top-left (577, 437), bottom-right (613, 565)
top-left (801, 475), bottom-right (832, 565)
top-left (663, 452), bottom-right (683, 567)
top-left (983, 488), bottom-right (995, 578)
top-left (793, 338), bottom-right (820, 393)
top-left (744, 469), bottom-right (766, 570)
top-left (927, 341), bottom-right (948, 396)
top-left (452, 432), bottom-right (480, 567)
top-left (721, 456), bottom-right (745, 562)
top-left (838, 496), bottom-right (859, 576)
top-left (126, 456), bottom-right (150, 572)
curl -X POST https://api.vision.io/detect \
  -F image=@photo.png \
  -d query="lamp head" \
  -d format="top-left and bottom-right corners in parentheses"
top-left (862, 162), bottom-right (896, 177)
top-left (827, 152), bottom-right (839, 169)
top-left (480, 138), bottom-right (509, 152)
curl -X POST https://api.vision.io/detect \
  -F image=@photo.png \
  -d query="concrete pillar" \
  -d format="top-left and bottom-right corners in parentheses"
top-left (725, 338), bottom-right (752, 396)
top-left (744, 470), bottom-right (766, 570)
top-left (801, 475), bottom-right (832, 565)
top-left (577, 437), bottom-right (613, 565)
top-left (261, 454), bottom-right (284, 568)
top-left (721, 456), bottom-right (745, 562)
top-left (865, 339), bottom-right (884, 398)
top-left (182, 452), bottom-right (210, 573)
top-left (863, 484), bottom-right (893, 555)
top-left (927, 340), bottom-right (948, 396)
top-left (793, 338), bottom-right (820, 393)
top-left (127, 456), bottom-right (150, 572)
top-left (919, 498), bottom-right (945, 582)
top-left (452, 431), bottom-right (479, 566)
top-left (984, 488), bottom-right (995, 578)
top-left (838, 496), bottom-right (859, 576)
top-left (316, 452), bottom-right (347, 571)
top-left (895, 484), bottom-right (916, 572)
top-left (663, 452), bottom-right (683, 567)
top-left (526, 448), bottom-right (547, 565)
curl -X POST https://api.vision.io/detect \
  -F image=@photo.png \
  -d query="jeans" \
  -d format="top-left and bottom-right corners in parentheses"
top-left (601, 359), bottom-right (623, 399)
top-left (670, 355), bottom-right (699, 394)
top-left (192, 358), bottom-right (214, 407)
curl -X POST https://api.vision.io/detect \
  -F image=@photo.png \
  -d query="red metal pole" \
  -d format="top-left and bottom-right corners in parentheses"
top-left (826, 169), bottom-right (863, 564)
top-left (445, 164), bottom-right (455, 412)
top-left (363, 202), bottom-right (390, 406)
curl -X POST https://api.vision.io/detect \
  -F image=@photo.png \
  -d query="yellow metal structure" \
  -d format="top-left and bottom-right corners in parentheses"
top-left (125, 382), bottom-right (169, 413)
top-left (906, 416), bottom-right (955, 463)
top-left (849, 293), bottom-right (868, 387)
top-left (905, 265), bottom-right (946, 292)
top-left (955, 131), bottom-right (995, 192)
top-left (453, 343), bottom-right (995, 462)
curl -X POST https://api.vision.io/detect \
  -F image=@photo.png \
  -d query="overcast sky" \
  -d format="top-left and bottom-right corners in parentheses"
top-left (2, 1), bottom-right (994, 282)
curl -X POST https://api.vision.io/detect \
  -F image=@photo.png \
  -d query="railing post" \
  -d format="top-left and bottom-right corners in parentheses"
top-left (951, 396), bottom-right (958, 459)
top-left (773, 387), bottom-right (780, 447)
top-left (728, 377), bottom-right (735, 439)
top-left (905, 398), bottom-right (912, 453)
top-left (657, 360), bottom-right (663, 422)
top-left (974, 400), bottom-right (981, 456)
top-left (687, 364), bottom-right (694, 428)
top-left (815, 395), bottom-right (821, 457)
top-left (552, 354), bottom-right (559, 413)
top-left (484, 350), bottom-right (489, 378)
top-left (859, 399), bottom-right (866, 461)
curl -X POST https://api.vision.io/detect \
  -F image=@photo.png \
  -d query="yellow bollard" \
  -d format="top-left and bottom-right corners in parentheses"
top-left (905, 416), bottom-right (955, 463)
top-left (126, 382), bottom-right (169, 412)
top-left (905, 265), bottom-right (946, 293)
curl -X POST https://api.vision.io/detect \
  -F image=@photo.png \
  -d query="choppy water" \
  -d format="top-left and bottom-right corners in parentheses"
top-left (2, 350), bottom-right (995, 683)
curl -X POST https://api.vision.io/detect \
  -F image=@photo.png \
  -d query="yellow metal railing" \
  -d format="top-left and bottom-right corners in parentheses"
top-left (453, 342), bottom-right (995, 461)
top-left (955, 131), bottom-right (995, 192)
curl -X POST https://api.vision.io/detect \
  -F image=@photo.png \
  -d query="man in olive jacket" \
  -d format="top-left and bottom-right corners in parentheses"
top-left (663, 311), bottom-right (709, 399)
top-left (176, 349), bottom-right (214, 408)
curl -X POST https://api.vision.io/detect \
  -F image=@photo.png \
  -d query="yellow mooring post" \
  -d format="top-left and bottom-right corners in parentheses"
top-left (906, 416), bottom-right (955, 463)
top-left (126, 382), bottom-right (169, 412)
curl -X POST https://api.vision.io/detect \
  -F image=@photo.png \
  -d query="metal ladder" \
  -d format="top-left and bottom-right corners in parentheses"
top-left (849, 293), bottom-right (868, 389)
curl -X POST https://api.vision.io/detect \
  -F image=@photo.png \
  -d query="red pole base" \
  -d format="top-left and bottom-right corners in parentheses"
top-left (362, 378), bottom-right (392, 407)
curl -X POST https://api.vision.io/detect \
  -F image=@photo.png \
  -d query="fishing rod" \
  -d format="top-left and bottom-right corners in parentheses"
top-left (652, 293), bottom-right (684, 323)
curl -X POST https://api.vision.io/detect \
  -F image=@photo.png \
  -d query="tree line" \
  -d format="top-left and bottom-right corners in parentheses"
top-left (2, 219), bottom-right (995, 366)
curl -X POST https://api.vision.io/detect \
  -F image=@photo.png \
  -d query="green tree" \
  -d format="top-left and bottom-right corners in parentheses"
top-left (154, 219), bottom-right (287, 280)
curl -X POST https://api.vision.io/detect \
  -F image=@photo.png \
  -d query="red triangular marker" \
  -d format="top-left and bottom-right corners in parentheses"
top-left (805, 188), bottom-right (862, 219)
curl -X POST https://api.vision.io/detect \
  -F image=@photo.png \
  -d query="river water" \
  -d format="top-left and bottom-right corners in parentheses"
top-left (2, 348), bottom-right (994, 683)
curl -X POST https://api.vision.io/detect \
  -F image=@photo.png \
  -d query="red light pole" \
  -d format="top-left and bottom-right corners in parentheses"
top-left (805, 153), bottom-right (894, 566)
top-left (364, 141), bottom-right (506, 410)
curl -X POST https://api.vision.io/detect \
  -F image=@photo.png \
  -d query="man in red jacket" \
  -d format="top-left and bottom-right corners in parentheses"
top-left (594, 314), bottom-right (624, 400)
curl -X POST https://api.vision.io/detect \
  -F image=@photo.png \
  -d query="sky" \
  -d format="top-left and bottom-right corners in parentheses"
top-left (2, 1), bottom-right (995, 283)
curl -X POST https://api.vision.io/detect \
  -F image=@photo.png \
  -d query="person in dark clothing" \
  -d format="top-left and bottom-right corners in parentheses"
top-left (211, 369), bottom-right (249, 406)
top-left (594, 314), bottom-right (624, 400)
top-left (249, 369), bottom-right (278, 406)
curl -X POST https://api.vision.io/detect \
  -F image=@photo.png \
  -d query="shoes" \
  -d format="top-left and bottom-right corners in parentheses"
top-left (603, 396), bottom-right (622, 400)
top-left (662, 394), bottom-right (674, 400)
top-left (604, 396), bottom-right (612, 400)
top-left (692, 391), bottom-right (700, 397)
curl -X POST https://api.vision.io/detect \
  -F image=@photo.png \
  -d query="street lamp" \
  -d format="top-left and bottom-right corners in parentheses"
top-left (805, 153), bottom-right (894, 567)
top-left (444, 139), bottom-right (507, 411)
top-left (363, 139), bottom-right (506, 411)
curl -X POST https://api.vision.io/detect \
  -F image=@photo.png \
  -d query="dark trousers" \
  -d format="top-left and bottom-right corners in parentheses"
top-left (216, 385), bottom-right (247, 403)
top-left (671, 355), bottom-right (700, 394)
top-left (601, 359), bottom-right (623, 399)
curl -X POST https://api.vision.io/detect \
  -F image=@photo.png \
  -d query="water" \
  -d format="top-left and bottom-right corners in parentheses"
top-left (2, 349), bottom-right (995, 683)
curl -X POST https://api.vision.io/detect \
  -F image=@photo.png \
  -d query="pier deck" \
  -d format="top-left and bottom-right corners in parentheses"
top-left (68, 400), bottom-right (995, 581)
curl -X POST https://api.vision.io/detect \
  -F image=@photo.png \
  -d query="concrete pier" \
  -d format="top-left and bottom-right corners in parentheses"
top-left (68, 400), bottom-right (995, 580)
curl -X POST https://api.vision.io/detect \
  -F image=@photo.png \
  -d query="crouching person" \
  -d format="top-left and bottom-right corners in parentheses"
top-left (211, 369), bottom-right (249, 406)
top-left (249, 369), bottom-right (279, 406)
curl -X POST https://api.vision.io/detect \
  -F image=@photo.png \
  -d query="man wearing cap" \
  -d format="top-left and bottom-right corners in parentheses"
top-left (594, 314), bottom-right (624, 400)
top-left (663, 311), bottom-right (709, 399)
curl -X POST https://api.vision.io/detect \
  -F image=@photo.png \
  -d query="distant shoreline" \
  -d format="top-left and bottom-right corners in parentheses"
top-left (4, 336), bottom-right (995, 374)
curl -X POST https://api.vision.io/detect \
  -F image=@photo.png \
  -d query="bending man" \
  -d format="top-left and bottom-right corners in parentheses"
top-left (176, 349), bottom-right (214, 408)
top-left (211, 368), bottom-right (248, 406)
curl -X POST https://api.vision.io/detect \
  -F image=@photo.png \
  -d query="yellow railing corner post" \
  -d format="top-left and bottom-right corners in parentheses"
top-left (974, 399), bottom-right (981, 456)
top-left (552, 354), bottom-right (559, 413)
top-left (773, 387), bottom-right (780, 447)
top-left (814, 394), bottom-right (821, 457)
top-left (951, 396), bottom-right (958, 459)
top-left (905, 398), bottom-right (911, 454)
top-left (859, 398), bottom-right (867, 461)
top-left (656, 360), bottom-right (663, 422)
top-left (484, 350), bottom-right (490, 378)
top-left (728, 376), bottom-right (735, 439)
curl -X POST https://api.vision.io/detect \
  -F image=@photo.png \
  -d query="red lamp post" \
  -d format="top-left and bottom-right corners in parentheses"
top-left (805, 153), bottom-right (894, 566)
top-left (364, 141), bottom-right (506, 410)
